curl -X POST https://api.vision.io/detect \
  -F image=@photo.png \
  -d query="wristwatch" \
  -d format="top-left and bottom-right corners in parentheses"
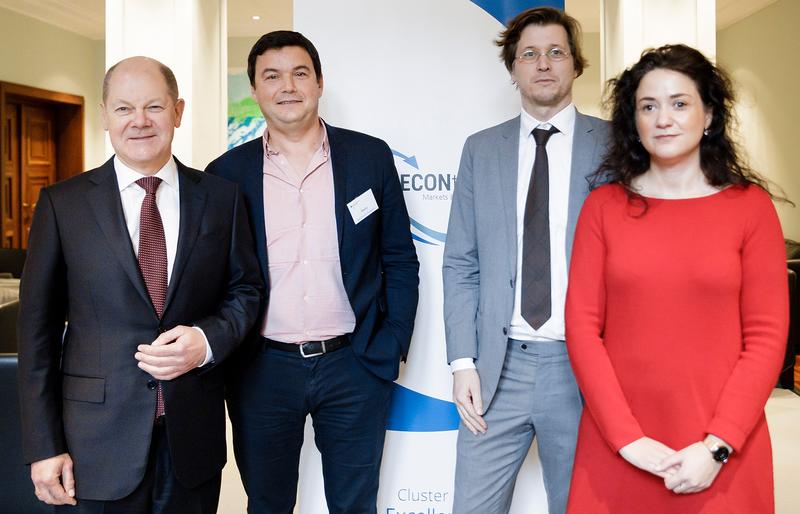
top-left (705, 441), bottom-right (730, 464)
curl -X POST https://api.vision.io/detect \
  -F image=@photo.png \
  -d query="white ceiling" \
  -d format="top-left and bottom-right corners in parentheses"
top-left (0, 0), bottom-right (780, 41)
top-left (0, 0), bottom-right (104, 39)
top-left (0, 0), bottom-right (291, 40)
top-left (715, 0), bottom-right (779, 29)
top-left (228, 0), bottom-right (291, 40)
top-left (566, 0), bottom-right (778, 33)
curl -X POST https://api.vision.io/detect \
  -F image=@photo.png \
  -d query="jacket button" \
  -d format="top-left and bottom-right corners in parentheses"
top-left (509, 280), bottom-right (513, 288)
top-left (147, 380), bottom-right (157, 390)
top-left (502, 327), bottom-right (508, 335)
top-left (158, 326), bottom-right (167, 334)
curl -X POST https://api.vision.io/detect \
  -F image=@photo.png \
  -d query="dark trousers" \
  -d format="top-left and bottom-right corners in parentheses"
top-left (54, 423), bottom-right (221, 514)
top-left (228, 344), bottom-right (393, 514)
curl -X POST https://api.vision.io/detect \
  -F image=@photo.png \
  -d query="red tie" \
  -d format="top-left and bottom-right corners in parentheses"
top-left (137, 176), bottom-right (168, 418)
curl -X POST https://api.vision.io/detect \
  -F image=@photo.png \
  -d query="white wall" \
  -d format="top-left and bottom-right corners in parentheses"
top-left (0, 6), bottom-right (106, 170)
top-left (573, 31), bottom-right (603, 118)
top-left (717, 0), bottom-right (799, 240)
top-left (229, 36), bottom-right (257, 71)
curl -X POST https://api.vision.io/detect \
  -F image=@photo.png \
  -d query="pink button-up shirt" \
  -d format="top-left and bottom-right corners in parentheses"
top-left (260, 123), bottom-right (356, 343)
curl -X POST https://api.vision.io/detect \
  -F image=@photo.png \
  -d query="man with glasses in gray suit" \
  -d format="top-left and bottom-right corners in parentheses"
top-left (443, 7), bottom-right (609, 514)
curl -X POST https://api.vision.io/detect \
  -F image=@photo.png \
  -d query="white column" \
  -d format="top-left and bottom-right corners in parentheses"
top-left (105, 0), bottom-right (228, 169)
top-left (602, 0), bottom-right (716, 82)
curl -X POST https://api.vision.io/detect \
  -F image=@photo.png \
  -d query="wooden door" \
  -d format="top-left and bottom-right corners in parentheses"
top-left (0, 83), bottom-right (84, 249)
top-left (2, 104), bottom-right (20, 247)
top-left (19, 104), bottom-right (57, 248)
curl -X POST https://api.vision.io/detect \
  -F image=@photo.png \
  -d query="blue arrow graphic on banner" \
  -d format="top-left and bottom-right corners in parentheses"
top-left (412, 234), bottom-right (436, 245)
top-left (470, 0), bottom-right (564, 24)
top-left (410, 218), bottom-right (447, 244)
top-left (387, 384), bottom-right (460, 432)
top-left (391, 149), bottom-right (419, 169)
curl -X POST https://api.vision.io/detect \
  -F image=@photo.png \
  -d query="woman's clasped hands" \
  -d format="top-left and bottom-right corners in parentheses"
top-left (619, 436), bottom-right (724, 494)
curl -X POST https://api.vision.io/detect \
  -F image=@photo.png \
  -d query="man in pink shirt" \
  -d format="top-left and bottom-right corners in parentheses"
top-left (206, 31), bottom-right (419, 514)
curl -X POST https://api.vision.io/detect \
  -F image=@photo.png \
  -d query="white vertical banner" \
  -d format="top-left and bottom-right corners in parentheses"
top-left (293, 1), bottom-right (560, 513)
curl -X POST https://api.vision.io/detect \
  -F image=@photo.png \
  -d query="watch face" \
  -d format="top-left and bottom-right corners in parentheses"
top-left (713, 446), bottom-right (730, 463)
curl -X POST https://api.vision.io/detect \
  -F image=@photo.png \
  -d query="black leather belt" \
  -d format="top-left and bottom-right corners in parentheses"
top-left (263, 335), bottom-right (349, 358)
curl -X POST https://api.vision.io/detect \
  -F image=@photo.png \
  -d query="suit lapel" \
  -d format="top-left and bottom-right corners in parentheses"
top-left (566, 112), bottom-right (599, 265)
top-left (247, 143), bottom-right (269, 282)
top-left (325, 124), bottom-right (348, 248)
top-left (164, 160), bottom-right (207, 311)
top-left (498, 116), bottom-right (520, 280)
top-left (85, 158), bottom-right (151, 307)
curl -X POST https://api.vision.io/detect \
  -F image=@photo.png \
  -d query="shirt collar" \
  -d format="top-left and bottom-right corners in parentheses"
top-left (114, 156), bottom-right (179, 192)
top-left (520, 103), bottom-right (576, 138)
top-left (262, 118), bottom-right (329, 157)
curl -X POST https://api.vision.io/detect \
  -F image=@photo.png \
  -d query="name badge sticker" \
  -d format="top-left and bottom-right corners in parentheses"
top-left (347, 189), bottom-right (379, 225)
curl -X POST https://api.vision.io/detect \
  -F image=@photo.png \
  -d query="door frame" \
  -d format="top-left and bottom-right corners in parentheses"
top-left (0, 81), bottom-right (84, 181)
top-left (0, 81), bottom-right (84, 247)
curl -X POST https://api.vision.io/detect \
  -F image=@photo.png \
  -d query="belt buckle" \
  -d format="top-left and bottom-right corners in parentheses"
top-left (299, 340), bottom-right (326, 358)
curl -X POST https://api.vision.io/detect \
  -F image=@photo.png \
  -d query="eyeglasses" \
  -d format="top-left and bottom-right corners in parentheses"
top-left (517, 47), bottom-right (571, 63)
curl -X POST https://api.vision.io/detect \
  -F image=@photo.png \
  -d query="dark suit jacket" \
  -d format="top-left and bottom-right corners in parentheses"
top-left (17, 157), bottom-right (263, 500)
top-left (206, 123), bottom-right (419, 381)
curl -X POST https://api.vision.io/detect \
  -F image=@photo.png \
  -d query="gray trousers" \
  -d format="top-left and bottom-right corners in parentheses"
top-left (453, 339), bottom-right (582, 514)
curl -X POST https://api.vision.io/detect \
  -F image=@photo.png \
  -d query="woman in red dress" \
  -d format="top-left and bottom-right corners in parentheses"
top-left (565, 44), bottom-right (789, 514)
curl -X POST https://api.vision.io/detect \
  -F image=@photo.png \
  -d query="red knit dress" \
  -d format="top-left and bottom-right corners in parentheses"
top-left (565, 183), bottom-right (788, 514)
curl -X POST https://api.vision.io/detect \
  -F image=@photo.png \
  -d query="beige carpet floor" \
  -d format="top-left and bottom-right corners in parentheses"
top-left (218, 389), bottom-right (800, 513)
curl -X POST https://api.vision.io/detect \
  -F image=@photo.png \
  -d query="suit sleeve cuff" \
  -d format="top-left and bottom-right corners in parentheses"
top-left (450, 358), bottom-right (476, 374)
top-left (192, 326), bottom-right (214, 367)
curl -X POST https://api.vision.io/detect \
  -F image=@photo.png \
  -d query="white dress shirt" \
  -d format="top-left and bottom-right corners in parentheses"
top-left (451, 104), bottom-right (576, 373)
top-left (115, 156), bottom-right (212, 365)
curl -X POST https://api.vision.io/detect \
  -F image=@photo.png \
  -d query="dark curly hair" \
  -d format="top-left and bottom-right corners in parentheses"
top-left (592, 44), bottom-right (781, 202)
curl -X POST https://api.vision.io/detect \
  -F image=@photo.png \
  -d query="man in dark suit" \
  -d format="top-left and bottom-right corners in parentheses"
top-left (17, 56), bottom-right (262, 513)
top-left (206, 31), bottom-right (419, 514)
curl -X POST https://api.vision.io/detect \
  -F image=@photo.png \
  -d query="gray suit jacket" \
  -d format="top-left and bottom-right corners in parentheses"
top-left (442, 111), bottom-right (609, 409)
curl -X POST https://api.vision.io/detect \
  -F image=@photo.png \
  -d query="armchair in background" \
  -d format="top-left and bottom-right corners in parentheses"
top-left (0, 300), bottom-right (18, 353)
top-left (0, 353), bottom-right (51, 513)
top-left (0, 248), bottom-right (26, 278)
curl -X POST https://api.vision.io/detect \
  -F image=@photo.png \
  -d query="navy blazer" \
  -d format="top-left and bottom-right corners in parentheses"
top-left (206, 123), bottom-right (419, 381)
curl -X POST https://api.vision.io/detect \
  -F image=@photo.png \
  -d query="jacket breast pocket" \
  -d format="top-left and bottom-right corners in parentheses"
top-left (63, 374), bottom-right (105, 403)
